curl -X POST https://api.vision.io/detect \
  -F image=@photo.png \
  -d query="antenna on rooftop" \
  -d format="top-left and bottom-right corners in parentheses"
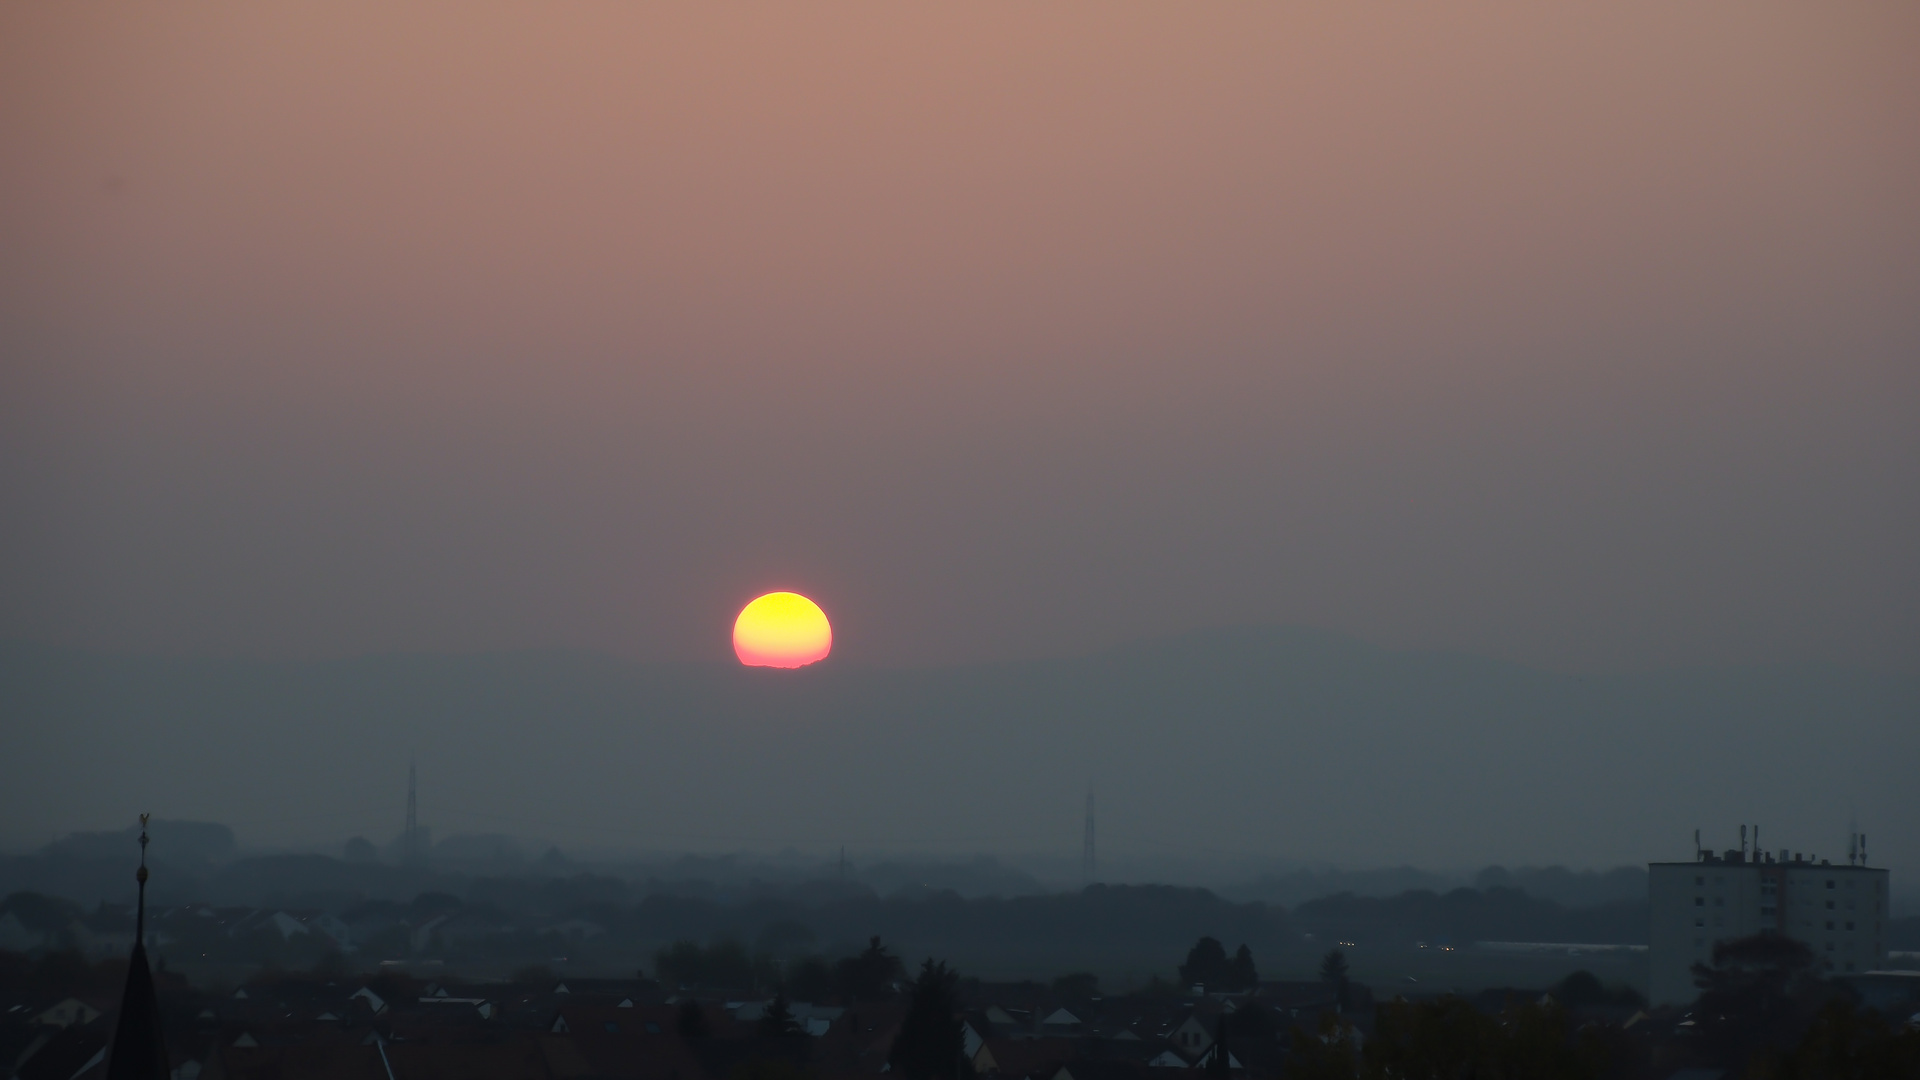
top-left (1082, 789), bottom-right (1097, 886)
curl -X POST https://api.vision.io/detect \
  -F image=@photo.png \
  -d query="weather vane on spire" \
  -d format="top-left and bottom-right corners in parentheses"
top-left (107, 814), bottom-right (168, 1080)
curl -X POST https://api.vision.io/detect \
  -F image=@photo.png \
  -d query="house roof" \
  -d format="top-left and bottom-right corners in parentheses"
top-left (35, 998), bottom-right (103, 1028)
top-left (14, 1026), bottom-right (110, 1080)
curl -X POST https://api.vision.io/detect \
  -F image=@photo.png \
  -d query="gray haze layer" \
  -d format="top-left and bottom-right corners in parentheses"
top-left (3, 6), bottom-right (1917, 674)
top-left (4, 627), bottom-right (1912, 889)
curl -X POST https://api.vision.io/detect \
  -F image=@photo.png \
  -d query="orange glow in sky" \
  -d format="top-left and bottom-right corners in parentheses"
top-left (733, 592), bottom-right (832, 668)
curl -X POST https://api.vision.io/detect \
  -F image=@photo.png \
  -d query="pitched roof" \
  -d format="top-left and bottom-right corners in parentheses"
top-left (14, 1027), bottom-right (110, 1080)
top-left (34, 999), bottom-right (103, 1028)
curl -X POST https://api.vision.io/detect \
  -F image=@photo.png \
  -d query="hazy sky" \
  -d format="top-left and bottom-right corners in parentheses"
top-left (3, 3), bottom-right (1916, 672)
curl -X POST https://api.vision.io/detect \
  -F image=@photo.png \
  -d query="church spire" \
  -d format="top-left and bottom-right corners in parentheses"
top-left (106, 815), bottom-right (168, 1080)
top-left (133, 815), bottom-right (149, 943)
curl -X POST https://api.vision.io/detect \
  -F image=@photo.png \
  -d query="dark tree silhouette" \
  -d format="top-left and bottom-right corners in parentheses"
top-left (1318, 948), bottom-right (1351, 1012)
top-left (1227, 944), bottom-right (1258, 991)
top-left (676, 998), bottom-right (711, 1039)
top-left (1497, 998), bottom-right (1611, 1080)
top-left (1179, 937), bottom-right (1230, 990)
top-left (1690, 933), bottom-right (1836, 1072)
top-left (758, 993), bottom-right (800, 1039)
top-left (1770, 998), bottom-right (1920, 1079)
top-left (888, 959), bottom-right (969, 1080)
top-left (784, 956), bottom-right (834, 1002)
top-left (1548, 970), bottom-right (1644, 1011)
top-left (1285, 996), bottom-right (1612, 1080)
top-left (656, 938), bottom-right (755, 989)
top-left (834, 936), bottom-right (904, 1002)
top-left (1281, 1013), bottom-right (1358, 1080)
top-left (1223, 999), bottom-right (1279, 1043)
top-left (728, 1059), bottom-right (814, 1080)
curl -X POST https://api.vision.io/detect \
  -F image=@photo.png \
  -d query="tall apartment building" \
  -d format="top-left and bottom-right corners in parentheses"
top-left (1648, 830), bottom-right (1890, 1006)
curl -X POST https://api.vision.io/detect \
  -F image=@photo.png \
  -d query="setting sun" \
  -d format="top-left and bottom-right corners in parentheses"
top-left (732, 592), bottom-right (832, 668)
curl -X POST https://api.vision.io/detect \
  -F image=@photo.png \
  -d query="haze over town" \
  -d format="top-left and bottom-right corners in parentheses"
top-left (1, 5), bottom-right (1916, 1079)
top-left (4, 0), bottom-right (1915, 882)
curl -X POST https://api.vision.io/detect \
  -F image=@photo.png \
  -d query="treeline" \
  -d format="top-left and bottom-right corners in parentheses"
top-left (3, 881), bottom-right (1661, 987)
top-left (338, 877), bottom-right (1650, 952)
top-left (651, 935), bottom-right (907, 1001)
top-left (581, 884), bottom-right (1295, 977)
top-left (0, 883), bottom-right (1298, 976)
top-left (1291, 887), bottom-right (1647, 946)
top-left (0, 851), bottom-right (452, 913)
top-left (1225, 864), bottom-right (1648, 910)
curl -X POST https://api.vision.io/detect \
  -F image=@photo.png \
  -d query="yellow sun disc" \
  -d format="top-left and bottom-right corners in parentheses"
top-left (732, 592), bottom-right (832, 668)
